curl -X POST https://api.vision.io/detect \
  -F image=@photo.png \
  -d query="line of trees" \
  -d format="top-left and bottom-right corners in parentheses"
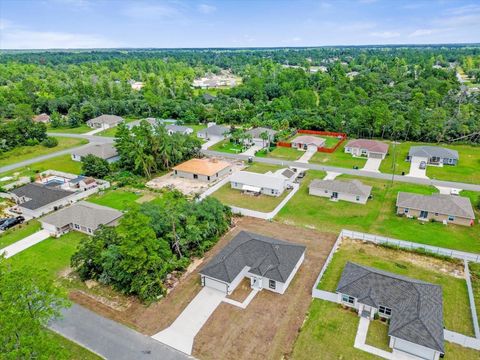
top-left (71, 192), bottom-right (231, 302)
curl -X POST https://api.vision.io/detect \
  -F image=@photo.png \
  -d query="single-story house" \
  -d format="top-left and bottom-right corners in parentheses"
top-left (173, 158), bottom-right (232, 182)
top-left (337, 262), bottom-right (444, 360)
top-left (40, 201), bottom-right (123, 237)
top-left (309, 179), bottom-right (372, 204)
top-left (10, 183), bottom-right (75, 218)
top-left (126, 118), bottom-right (177, 130)
top-left (291, 135), bottom-right (326, 151)
top-left (396, 192), bottom-right (475, 226)
top-left (166, 124), bottom-right (194, 136)
top-left (86, 115), bottom-right (124, 130)
top-left (230, 171), bottom-right (287, 197)
top-left (68, 176), bottom-right (97, 190)
top-left (344, 139), bottom-right (389, 159)
top-left (71, 143), bottom-right (119, 163)
top-left (200, 231), bottom-right (306, 295)
top-left (197, 124), bottom-right (230, 140)
top-left (32, 113), bottom-right (50, 123)
top-left (245, 127), bottom-right (277, 148)
top-left (407, 146), bottom-right (459, 166)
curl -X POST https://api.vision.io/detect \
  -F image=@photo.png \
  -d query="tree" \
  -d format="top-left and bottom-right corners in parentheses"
top-left (81, 154), bottom-right (111, 178)
top-left (0, 258), bottom-right (70, 359)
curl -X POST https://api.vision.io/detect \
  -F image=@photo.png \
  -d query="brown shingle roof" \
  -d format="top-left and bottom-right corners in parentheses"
top-left (345, 139), bottom-right (389, 154)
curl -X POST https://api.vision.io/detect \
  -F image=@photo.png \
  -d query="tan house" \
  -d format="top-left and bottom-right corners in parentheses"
top-left (291, 135), bottom-right (325, 151)
top-left (173, 158), bottom-right (232, 182)
top-left (309, 179), bottom-right (372, 204)
top-left (396, 192), bottom-right (475, 226)
top-left (344, 139), bottom-right (389, 159)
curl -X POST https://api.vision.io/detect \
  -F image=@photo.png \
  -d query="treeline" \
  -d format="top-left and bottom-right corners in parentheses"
top-left (1, 47), bottom-right (480, 143)
top-left (0, 119), bottom-right (57, 154)
top-left (114, 121), bottom-right (201, 178)
top-left (71, 192), bottom-right (232, 301)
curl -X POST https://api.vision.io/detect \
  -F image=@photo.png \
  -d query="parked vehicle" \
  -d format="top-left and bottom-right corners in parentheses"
top-left (0, 218), bottom-right (11, 226)
top-left (419, 161), bottom-right (426, 169)
top-left (0, 216), bottom-right (25, 231)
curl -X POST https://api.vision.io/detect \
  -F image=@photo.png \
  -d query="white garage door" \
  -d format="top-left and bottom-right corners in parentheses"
top-left (203, 276), bottom-right (228, 294)
top-left (393, 338), bottom-right (436, 360)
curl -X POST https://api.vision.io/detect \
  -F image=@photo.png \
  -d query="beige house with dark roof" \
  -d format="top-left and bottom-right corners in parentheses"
top-left (344, 139), bottom-right (389, 159)
top-left (71, 143), bottom-right (119, 163)
top-left (86, 114), bottom-right (124, 129)
top-left (309, 179), bottom-right (372, 204)
top-left (396, 192), bottom-right (475, 226)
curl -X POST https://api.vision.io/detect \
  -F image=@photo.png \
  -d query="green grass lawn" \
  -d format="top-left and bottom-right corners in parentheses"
top-left (323, 136), bottom-right (342, 148)
top-left (211, 183), bottom-right (291, 212)
top-left (309, 141), bottom-right (367, 169)
top-left (276, 172), bottom-right (480, 253)
top-left (318, 238), bottom-right (474, 335)
top-left (0, 154), bottom-right (83, 185)
top-left (0, 137), bottom-right (88, 167)
top-left (208, 139), bottom-right (246, 153)
top-left (47, 124), bottom-right (92, 134)
top-left (365, 320), bottom-right (391, 352)
top-left (47, 330), bottom-right (101, 360)
top-left (245, 162), bottom-right (284, 174)
top-left (0, 220), bottom-right (41, 249)
top-left (185, 123), bottom-right (207, 137)
top-left (266, 146), bottom-right (302, 161)
top-left (469, 262), bottom-right (480, 332)
top-left (87, 189), bottom-right (141, 210)
top-left (379, 141), bottom-right (480, 184)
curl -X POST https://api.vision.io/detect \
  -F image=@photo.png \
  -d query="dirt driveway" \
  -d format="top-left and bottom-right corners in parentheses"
top-left (70, 217), bottom-right (337, 360)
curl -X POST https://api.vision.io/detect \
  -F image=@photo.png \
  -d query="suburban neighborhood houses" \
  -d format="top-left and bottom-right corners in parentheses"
top-left (345, 139), bottom-right (389, 159)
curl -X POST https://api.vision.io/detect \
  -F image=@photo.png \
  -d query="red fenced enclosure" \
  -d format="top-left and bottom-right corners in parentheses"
top-left (276, 130), bottom-right (347, 153)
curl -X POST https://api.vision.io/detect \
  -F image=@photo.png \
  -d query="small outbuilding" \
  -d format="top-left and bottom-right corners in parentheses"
top-left (309, 179), bottom-right (372, 204)
top-left (173, 158), bottom-right (232, 182)
top-left (200, 231), bottom-right (306, 295)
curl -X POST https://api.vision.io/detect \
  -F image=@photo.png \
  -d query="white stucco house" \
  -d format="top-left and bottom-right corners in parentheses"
top-left (200, 231), bottom-right (306, 295)
top-left (309, 179), bottom-right (372, 204)
top-left (71, 143), bottom-right (119, 163)
top-left (344, 139), bottom-right (389, 159)
top-left (173, 158), bottom-right (232, 182)
top-left (245, 127), bottom-right (277, 148)
top-left (86, 115), bottom-right (124, 130)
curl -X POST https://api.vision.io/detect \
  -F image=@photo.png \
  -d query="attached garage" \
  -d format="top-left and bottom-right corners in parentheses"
top-left (392, 337), bottom-right (439, 360)
top-left (201, 276), bottom-right (229, 294)
top-left (368, 152), bottom-right (384, 159)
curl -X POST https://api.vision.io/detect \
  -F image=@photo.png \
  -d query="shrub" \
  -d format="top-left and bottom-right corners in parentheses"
top-left (41, 137), bottom-right (58, 148)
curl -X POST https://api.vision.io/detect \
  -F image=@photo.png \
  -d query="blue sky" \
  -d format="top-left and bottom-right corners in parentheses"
top-left (1, 0), bottom-right (479, 49)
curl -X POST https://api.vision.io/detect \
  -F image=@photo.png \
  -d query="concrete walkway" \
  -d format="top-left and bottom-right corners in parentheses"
top-left (50, 304), bottom-right (189, 360)
top-left (152, 287), bottom-right (226, 355)
top-left (85, 128), bottom-right (105, 136)
top-left (230, 183), bottom-right (300, 220)
top-left (323, 171), bottom-right (342, 180)
top-left (0, 229), bottom-right (50, 258)
top-left (444, 329), bottom-right (480, 350)
top-left (222, 289), bottom-right (259, 309)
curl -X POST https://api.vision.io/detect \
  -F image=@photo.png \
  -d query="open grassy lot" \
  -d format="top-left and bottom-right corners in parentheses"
top-left (47, 124), bottom-right (92, 134)
top-left (0, 220), bottom-right (41, 249)
top-left (266, 146), bottom-right (302, 161)
top-left (276, 172), bottom-right (480, 253)
top-left (87, 189), bottom-right (141, 210)
top-left (245, 161), bottom-right (283, 173)
top-left (309, 141), bottom-right (367, 169)
top-left (208, 139), bottom-right (245, 153)
top-left (0, 137), bottom-right (88, 167)
top-left (318, 238), bottom-right (473, 335)
top-left (292, 299), bottom-right (480, 360)
top-left (379, 141), bottom-right (480, 184)
top-left (211, 183), bottom-right (291, 212)
top-left (0, 154), bottom-right (83, 185)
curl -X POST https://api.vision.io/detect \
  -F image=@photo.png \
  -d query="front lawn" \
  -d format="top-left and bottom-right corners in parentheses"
top-left (366, 320), bottom-right (391, 352)
top-left (87, 189), bottom-right (141, 210)
top-left (0, 220), bottom-right (41, 249)
top-left (309, 141), bottom-right (367, 169)
top-left (210, 183), bottom-right (291, 212)
top-left (323, 136), bottom-right (342, 148)
top-left (276, 173), bottom-right (480, 253)
top-left (47, 124), bottom-right (92, 134)
top-left (266, 146), bottom-right (302, 161)
top-left (208, 139), bottom-right (246, 153)
top-left (0, 137), bottom-right (88, 167)
top-left (245, 162), bottom-right (283, 174)
top-left (318, 239), bottom-right (474, 336)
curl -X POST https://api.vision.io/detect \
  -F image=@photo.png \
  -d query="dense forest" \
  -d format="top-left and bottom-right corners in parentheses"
top-left (1, 46), bottom-right (480, 143)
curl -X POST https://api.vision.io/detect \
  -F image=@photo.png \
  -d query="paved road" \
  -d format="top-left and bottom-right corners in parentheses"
top-left (203, 150), bottom-right (480, 192)
top-left (49, 304), bottom-right (191, 360)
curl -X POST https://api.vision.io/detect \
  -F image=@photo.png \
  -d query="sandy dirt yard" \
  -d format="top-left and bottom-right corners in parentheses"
top-left (70, 217), bottom-right (337, 360)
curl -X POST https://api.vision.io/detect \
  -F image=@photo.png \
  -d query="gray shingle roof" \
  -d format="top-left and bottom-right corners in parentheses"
top-left (309, 179), bottom-right (372, 197)
top-left (11, 183), bottom-right (73, 210)
top-left (396, 192), bottom-right (475, 219)
top-left (337, 262), bottom-right (444, 353)
top-left (200, 231), bottom-right (305, 283)
top-left (246, 127), bottom-right (277, 139)
top-left (408, 146), bottom-right (459, 160)
top-left (165, 124), bottom-right (192, 134)
top-left (72, 143), bottom-right (118, 160)
top-left (40, 201), bottom-right (123, 229)
top-left (87, 115), bottom-right (124, 126)
top-left (230, 171), bottom-right (286, 191)
top-left (198, 124), bottom-right (230, 137)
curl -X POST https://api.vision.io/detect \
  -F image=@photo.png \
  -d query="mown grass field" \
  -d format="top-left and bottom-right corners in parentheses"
top-left (0, 220), bottom-right (41, 249)
top-left (47, 124), bottom-right (92, 134)
top-left (0, 137), bottom-right (88, 167)
top-left (208, 139), bottom-right (245, 153)
top-left (276, 172), bottom-right (480, 253)
top-left (317, 239), bottom-right (474, 335)
top-left (87, 189), bottom-right (142, 210)
top-left (265, 146), bottom-right (302, 160)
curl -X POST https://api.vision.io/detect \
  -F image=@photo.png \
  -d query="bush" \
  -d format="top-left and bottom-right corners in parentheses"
top-left (81, 154), bottom-right (110, 178)
top-left (41, 137), bottom-right (58, 148)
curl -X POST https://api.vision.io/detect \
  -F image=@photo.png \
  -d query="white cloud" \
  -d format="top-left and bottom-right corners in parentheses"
top-left (198, 4), bottom-right (216, 14)
top-left (370, 31), bottom-right (401, 39)
top-left (122, 3), bottom-right (180, 19)
top-left (408, 28), bottom-right (443, 37)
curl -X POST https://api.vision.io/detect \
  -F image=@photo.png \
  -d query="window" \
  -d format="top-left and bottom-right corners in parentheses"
top-left (271, 189), bottom-right (275, 194)
top-left (324, 190), bottom-right (328, 193)
top-left (74, 224), bottom-right (80, 229)
top-left (379, 306), bottom-right (392, 317)
top-left (448, 215), bottom-right (455, 221)
top-left (269, 279), bottom-right (276, 290)
top-left (207, 176), bottom-right (210, 181)
top-left (87, 228), bottom-right (92, 233)
top-left (174, 170), bottom-right (177, 175)
top-left (193, 174), bottom-right (198, 179)
top-left (404, 208), bottom-right (409, 214)
top-left (356, 196), bottom-right (360, 201)
top-left (342, 294), bottom-right (355, 304)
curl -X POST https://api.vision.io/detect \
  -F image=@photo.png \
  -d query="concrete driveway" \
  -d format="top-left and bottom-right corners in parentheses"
top-left (407, 156), bottom-right (428, 179)
top-left (296, 147), bottom-right (316, 163)
top-left (241, 144), bottom-right (262, 156)
top-left (201, 136), bottom-right (224, 150)
top-left (152, 287), bottom-right (226, 355)
top-left (0, 229), bottom-right (50, 258)
top-left (362, 157), bottom-right (382, 172)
